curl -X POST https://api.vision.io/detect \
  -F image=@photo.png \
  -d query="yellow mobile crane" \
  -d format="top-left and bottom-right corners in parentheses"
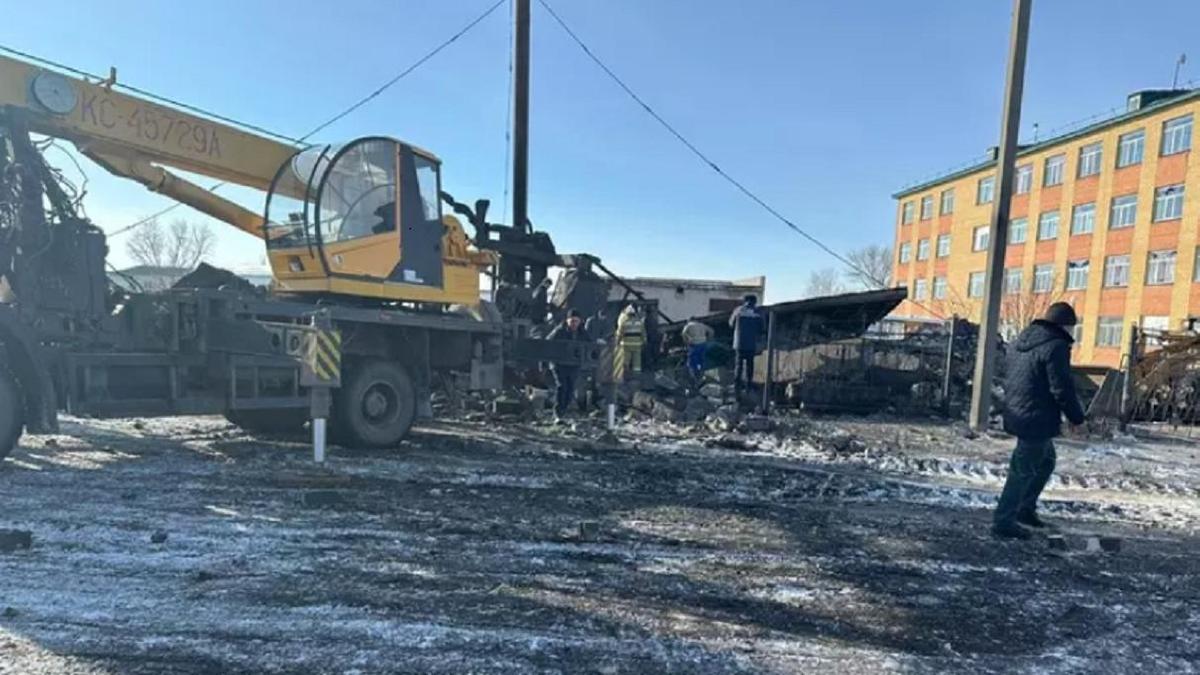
top-left (0, 52), bottom-right (495, 304)
top-left (0, 53), bottom-right (598, 455)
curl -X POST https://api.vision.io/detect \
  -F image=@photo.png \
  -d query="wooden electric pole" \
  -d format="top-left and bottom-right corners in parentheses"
top-left (969, 0), bottom-right (1033, 430)
top-left (512, 0), bottom-right (531, 233)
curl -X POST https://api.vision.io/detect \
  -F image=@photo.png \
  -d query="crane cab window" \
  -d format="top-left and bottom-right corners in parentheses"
top-left (414, 155), bottom-right (441, 222)
top-left (319, 139), bottom-right (399, 244)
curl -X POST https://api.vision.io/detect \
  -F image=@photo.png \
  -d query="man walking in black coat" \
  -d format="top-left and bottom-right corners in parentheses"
top-left (993, 302), bottom-right (1086, 540)
top-left (546, 308), bottom-right (592, 421)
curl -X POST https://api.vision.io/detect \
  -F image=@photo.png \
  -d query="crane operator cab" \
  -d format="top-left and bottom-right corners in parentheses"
top-left (262, 136), bottom-right (494, 305)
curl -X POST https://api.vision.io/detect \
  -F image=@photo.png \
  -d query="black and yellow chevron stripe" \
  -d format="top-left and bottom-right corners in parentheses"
top-left (309, 329), bottom-right (341, 382)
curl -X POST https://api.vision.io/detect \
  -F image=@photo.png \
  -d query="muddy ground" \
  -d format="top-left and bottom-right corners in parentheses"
top-left (0, 413), bottom-right (1197, 674)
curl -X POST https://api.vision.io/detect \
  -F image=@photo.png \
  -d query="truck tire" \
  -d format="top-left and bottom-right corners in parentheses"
top-left (333, 360), bottom-right (416, 448)
top-left (225, 409), bottom-right (308, 435)
top-left (0, 366), bottom-right (24, 460)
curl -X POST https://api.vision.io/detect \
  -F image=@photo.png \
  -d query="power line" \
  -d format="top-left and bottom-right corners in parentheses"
top-left (297, 0), bottom-right (507, 141)
top-left (535, 0), bottom-right (901, 301)
top-left (19, 0), bottom-right (507, 239)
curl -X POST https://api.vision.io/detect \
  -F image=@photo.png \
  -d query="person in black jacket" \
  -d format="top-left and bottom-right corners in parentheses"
top-left (993, 302), bottom-right (1086, 539)
top-left (546, 309), bottom-right (592, 420)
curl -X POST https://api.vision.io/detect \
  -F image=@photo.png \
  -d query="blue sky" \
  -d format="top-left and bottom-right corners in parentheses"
top-left (3, 0), bottom-right (1199, 299)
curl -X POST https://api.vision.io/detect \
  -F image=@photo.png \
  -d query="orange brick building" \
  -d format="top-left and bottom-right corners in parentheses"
top-left (891, 89), bottom-right (1200, 367)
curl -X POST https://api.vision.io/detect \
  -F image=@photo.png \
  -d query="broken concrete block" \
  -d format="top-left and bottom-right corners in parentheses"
top-left (699, 383), bottom-right (723, 399)
top-left (0, 530), bottom-right (32, 553)
top-left (651, 400), bottom-right (683, 423)
top-left (704, 368), bottom-right (734, 386)
top-left (631, 391), bottom-right (657, 413)
top-left (300, 490), bottom-right (344, 508)
top-left (490, 397), bottom-right (526, 416)
top-left (653, 373), bottom-right (682, 394)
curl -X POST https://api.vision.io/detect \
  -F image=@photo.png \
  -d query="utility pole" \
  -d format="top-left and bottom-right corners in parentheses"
top-left (512, 0), bottom-right (531, 234)
top-left (969, 0), bottom-right (1033, 430)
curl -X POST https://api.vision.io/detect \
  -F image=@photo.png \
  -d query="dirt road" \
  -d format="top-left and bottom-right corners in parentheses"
top-left (1, 415), bottom-right (1197, 674)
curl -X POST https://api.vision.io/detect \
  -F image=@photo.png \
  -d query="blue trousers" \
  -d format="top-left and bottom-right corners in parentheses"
top-left (687, 344), bottom-right (707, 376)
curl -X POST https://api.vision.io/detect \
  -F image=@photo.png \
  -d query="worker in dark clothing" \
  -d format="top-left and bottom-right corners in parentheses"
top-left (546, 308), bottom-right (592, 421)
top-left (728, 295), bottom-right (764, 391)
top-left (993, 302), bottom-right (1086, 540)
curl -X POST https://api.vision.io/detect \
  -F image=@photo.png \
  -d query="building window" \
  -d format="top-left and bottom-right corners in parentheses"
top-left (1152, 184), bottom-right (1184, 222)
top-left (1146, 250), bottom-right (1176, 285)
top-left (1015, 164), bottom-right (1033, 194)
top-left (973, 225), bottom-right (990, 252)
top-left (932, 276), bottom-right (947, 299)
top-left (1008, 217), bottom-right (1027, 244)
top-left (899, 242), bottom-right (912, 263)
top-left (1033, 264), bottom-right (1054, 293)
top-left (1071, 203), bottom-right (1095, 235)
top-left (940, 188), bottom-right (955, 215)
top-left (1037, 211), bottom-right (1060, 241)
top-left (1066, 260), bottom-right (1089, 290)
top-left (968, 272), bottom-right (985, 298)
top-left (1103, 254), bottom-right (1130, 288)
top-left (1110, 194), bottom-right (1138, 229)
top-left (1043, 154), bottom-right (1065, 186)
top-left (1004, 268), bottom-right (1023, 295)
top-left (937, 233), bottom-right (951, 258)
top-left (977, 176), bottom-right (995, 204)
top-left (1116, 129), bottom-right (1145, 167)
top-left (920, 195), bottom-right (934, 220)
top-left (1071, 324), bottom-right (1084, 343)
top-left (914, 278), bottom-right (929, 300)
top-left (1077, 142), bottom-right (1102, 178)
top-left (917, 238), bottom-right (930, 261)
top-left (1141, 316), bottom-right (1170, 343)
top-left (902, 201), bottom-right (915, 225)
top-left (1161, 114), bottom-right (1193, 156)
top-left (1097, 317), bottom-right (1123, 347)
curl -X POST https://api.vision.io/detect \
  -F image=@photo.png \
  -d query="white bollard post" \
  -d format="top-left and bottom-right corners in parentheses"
top-left (607, 402), bottom-right (616, 430)
top-left (313, 417), bottom-right (327, 463)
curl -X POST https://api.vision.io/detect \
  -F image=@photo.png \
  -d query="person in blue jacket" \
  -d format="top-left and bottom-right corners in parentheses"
top-left (728, 295), bottom-right (764, 391)
top-left (993, 302), bottom-right (1086, 540)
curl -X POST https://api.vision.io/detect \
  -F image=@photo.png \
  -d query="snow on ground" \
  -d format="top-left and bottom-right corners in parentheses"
top-left (0, 413), bottom-right (1198, 674)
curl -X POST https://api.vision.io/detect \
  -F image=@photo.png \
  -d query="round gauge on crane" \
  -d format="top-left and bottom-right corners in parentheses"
top-left (31, 71), bottom-right (78, 115)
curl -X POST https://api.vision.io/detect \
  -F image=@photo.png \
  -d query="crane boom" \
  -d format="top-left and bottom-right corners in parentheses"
top-left (0, 53), bottom-right (302, 238)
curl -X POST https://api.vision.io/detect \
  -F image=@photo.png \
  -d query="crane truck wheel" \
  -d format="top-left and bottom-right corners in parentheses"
top-left (0, 366), bottom-right (24, 460)
top-left (225, 409), bottom-right (309, 435)
top-left (332, 360), bottom-right (416, 448)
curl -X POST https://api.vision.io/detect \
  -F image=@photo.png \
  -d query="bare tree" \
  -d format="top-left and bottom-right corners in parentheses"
top-left (844, 244), bottom-right (893, 290)
top-left (125, 218), bottom-right (215, 287)
top-left (939, 274), bottom-right (1065, 340)
top-left (124, 218), bottom-right (215, 290)
top-left (805, 267), bottom-right (845, 298)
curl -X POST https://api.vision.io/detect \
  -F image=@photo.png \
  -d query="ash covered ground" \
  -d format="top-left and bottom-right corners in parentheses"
top-left (0, 413), bottom-right (1198, 674)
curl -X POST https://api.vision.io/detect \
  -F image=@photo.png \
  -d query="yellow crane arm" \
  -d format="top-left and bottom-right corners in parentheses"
top-left (0, 53), bottom-right (303, 238)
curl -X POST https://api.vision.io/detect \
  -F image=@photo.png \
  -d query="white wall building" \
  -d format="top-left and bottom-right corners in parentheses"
top-left (610, 276), bottom-right (766, 322)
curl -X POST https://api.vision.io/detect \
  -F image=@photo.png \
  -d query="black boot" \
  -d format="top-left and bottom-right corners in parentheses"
top-left (992, 523), bottom-right (1032, 540)
top-left (1016, 511), bottom-right (1046, 528)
